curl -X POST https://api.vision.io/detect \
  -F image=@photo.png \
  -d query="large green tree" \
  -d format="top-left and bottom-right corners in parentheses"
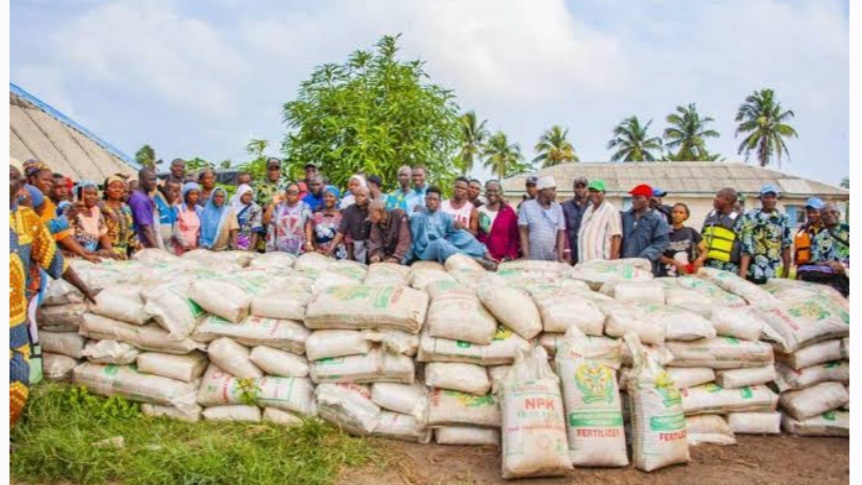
top-left (607, 116), bottom-right (663, 162)
top-left (533, 125), bottom-right (578, 167)
top-left (735, 88), bottom-right (798, 168)
top-left (456, 111), bottom-right (489, 175)
top-left (483, 131), bottom-right (529, 179)
top-left (663, 103), bottom-right (720, 161)
top-left (282, 34), bottom-right (462, 189)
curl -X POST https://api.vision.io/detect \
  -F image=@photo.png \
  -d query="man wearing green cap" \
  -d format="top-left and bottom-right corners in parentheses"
top-left (577, 179), bottom-right (621, 262)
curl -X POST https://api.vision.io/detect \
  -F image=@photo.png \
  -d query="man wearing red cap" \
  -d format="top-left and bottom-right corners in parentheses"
top-left (620, 184), bottom-right (670, 275)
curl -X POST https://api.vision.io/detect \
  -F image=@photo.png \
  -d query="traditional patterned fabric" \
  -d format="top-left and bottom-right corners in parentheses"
top-left (236, 202), bottom-right (264, 251)
top-left (740, 208), bottom-right (793, 280)
top-left (266, 201), bottom-right (312, 255)
top-left (100, 202), bottom-right (137, 258)
top-left (68, 205), bottom-right (107, 252)
top-left (10, 204), bottom-right (67, 425)
top-left (386, 187), bottom-right (411, 211)
top-left (810, 223), bottom-right (850, 266)
top-left (254, 178), bottom-right (287, 208)
top-left (310, 210), bottom-right (347, 259)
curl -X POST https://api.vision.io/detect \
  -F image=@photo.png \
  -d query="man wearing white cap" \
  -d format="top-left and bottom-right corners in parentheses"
top-left (517, 175), bottom-right (567, 262)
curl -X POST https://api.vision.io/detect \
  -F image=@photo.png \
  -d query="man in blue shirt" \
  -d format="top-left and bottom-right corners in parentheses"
top-left (621, 184), bottom-right (671, 276)
top-left (302, 175), bottom-right (326, 212)
top-left (404, 166), bottom-right (429, 217)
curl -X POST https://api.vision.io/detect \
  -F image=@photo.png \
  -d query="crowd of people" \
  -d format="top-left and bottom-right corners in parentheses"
top-left (8, 156), bottom-right (850, 428)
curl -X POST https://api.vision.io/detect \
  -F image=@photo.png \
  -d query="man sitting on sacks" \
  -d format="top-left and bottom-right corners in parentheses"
top-left (408, 185), bottom-right (497, 270)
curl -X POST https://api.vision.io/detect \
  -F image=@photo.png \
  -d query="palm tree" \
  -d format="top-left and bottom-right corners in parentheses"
top-left (663, 103), bottom-right (720, 161)
top-left (607, 116), bottom-right (663, 162)
top-left (456, 111), bottom-right (489, 175)
top-left (483, 131), bottom-right (524, 179)
top-left (735, 89), bottom-right (798, 169)
top-left (135, 144), bottom-right (156, 168)
top-left (533, 125), bottom-right (578, 167)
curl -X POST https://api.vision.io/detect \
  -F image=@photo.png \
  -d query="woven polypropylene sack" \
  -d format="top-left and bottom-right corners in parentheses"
top-left (82, 340), bottom-right (140, 365)
top-left (372, 411), bottom-right (432, 443)
top-left (554, 327), bottom-right (627, 467)
top-left (624, 334), bottom-right (690, 472)
top-left (778, 382), bottom-right (849, 420)
top-left (726, 412), bottom-right (781, 434)
top-left (73, 363), bottom-right (198, 415)
top-left (477, 280), bottom-right (542, 340)
top-left (136, 352), bottom-right (208, 383)
top-left (681, 384), bottom-right (778, 415)
top-left (315, 383), bottom-right (381, 436)
top-left (202, 405), bottom-right (262, 422)
top-left (756, 299), bottom-right (849, 353)
top-left (781, 410), bottom-right (849, 437)
top-left (196, 365), bottom-right (315, 415)
top-left (500, 346), bottom-right (571, 479)
top-left (776, 340), bottom-right (843, 370)
top-left (249, 346), bottom-right (309, 377)
top-left (686, 415), bottom-right (736, 446)
top-left (206, 338), bottom-right (263, 379)
top-left (435, 426), bottom-right (500, 445)
top-left (80, 314), bottom-right (203, 354)
top-left (425, 363), bottom-right (490, 395)
top-left (42, 353), bottom-right (78, 381)
top-left (193, 315), bottom-right (309, 355)
top-left (41, 331), bottom-right (85, 359)
top-left (426, 282), bottom-right (497, 345)
top-left (664, 338), bottom-right (773, 369)
top-left (715, 365), bottom-right (777, 389)
top-left (304, 285), bottom-right (428, 334)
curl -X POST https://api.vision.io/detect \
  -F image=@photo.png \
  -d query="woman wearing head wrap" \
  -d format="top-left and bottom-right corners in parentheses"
top-left (305, 185), bottom-right (347, 258)
top-left (66, 181), bottom-right (114, 256)
top-left (23, 160), bottom-right (102, 263)
top-left (198, 187), bottom-right (239, 251)
top-left (176, 182), bottom-right (203, 253)
top-left (98, 175), bottom-right (138, 259)
top-left (231, 184), bottom-right (264, 251)
top-left (339, 174), bottom-right (367, 210)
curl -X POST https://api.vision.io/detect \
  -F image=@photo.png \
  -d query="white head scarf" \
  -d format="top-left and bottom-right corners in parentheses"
top-left (340, 175), bottom-right (368, 209)
top-left (231, 184), bottom-right (254, 210)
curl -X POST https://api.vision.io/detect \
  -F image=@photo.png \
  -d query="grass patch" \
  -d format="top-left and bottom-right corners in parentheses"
top-left (12, 384), bottom-right (377, 485)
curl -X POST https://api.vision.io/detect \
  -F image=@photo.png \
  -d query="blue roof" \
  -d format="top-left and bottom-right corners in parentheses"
top-left (10, 82), bottom-right (140, 169)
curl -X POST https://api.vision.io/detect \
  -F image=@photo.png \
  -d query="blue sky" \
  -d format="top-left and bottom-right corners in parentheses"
top-left (10, 0), bottom-right (849, 185)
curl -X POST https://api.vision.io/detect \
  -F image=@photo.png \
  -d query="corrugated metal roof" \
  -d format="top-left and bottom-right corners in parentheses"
top-left (502, 161), bottom-right (849, 199)
top-left (9, 83), bottom-right (138, 181)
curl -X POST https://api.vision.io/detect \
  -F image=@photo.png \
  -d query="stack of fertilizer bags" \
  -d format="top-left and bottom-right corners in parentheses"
top-left (303, 256), bottom-right (430, 441)
top-left (416, 255), bottom-right (541, 446)
top-left (757, 278), bottom-right (850, 437)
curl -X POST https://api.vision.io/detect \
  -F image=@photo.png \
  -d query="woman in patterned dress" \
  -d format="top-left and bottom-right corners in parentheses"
top-left (305, 185), bottom-right (347, 258)
top-left (67, 181), bottom-right (116, 257)
top-left (230, 184), bottom-right (265, 252)
top-left (263, 182), bottom-right (312, 255)
top-left (10, 165), bottom-right (95, 426)
top-left (99, 175), bottom-right (138, 259)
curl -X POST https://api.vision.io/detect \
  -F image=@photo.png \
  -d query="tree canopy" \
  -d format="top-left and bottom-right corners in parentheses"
top-left (607, 116), bottom-right (663, 162)
top-left (282, 34), bottom-right (462, 190)
top-left (534, 125), bottom-right (578, 167)
top-left (483, 131), bottom-right (531, 179)
top-left (735, 88), bottom-right (798, 168)
top-left (663, 103), bottom-right (720, 161)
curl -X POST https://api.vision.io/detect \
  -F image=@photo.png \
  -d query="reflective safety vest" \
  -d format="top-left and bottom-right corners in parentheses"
top-left (702, 210), bottom-right (741, 263)
top-left (793, 224), bottom-right (819, 265)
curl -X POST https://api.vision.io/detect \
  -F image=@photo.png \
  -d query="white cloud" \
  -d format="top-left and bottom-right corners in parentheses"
top-left (48, 0), bottom-right (248, 119)
top-left (10, 0), bottom-right (848, 185)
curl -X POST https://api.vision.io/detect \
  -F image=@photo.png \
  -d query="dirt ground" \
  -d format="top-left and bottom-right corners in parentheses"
top-left (340, 435), bottom-right (849, 485)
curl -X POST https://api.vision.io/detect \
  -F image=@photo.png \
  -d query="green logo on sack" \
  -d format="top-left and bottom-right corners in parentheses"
top-left (739, 386), bottom-right (753, 399)
top-left (186, 299), bottom-right (204, 318)
top-left (574, 362), bottom-right (615, 404)
top-left (724, 336), bottom-right (740, 345)
top-left (649, 414), bottom-right (685, 431)
top-left (825, 361), bottom-right (842, 369)
top-left (787, 301), bottom-right (829, 321)
top-left (705, 382), bottom-right (723, 393)
top-left (456, 341), bottom-right (472, 348)
top-left (444, 390), bottom-right (494, 407)
top-left (822, 410), bottom-right (836, 421)
top-left (655, 371), bottom-right (682, 407)
top-left (569, 411), bottom-right (623, 428)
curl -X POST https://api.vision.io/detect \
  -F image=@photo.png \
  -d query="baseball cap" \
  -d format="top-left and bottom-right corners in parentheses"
top-left (587, 179), bottom-right (606, 192)
top-left (536, 176), bottom-right (557, 190)
top-left (652, 187), bottom-right (668, 197)
top-left (304, 162), bottom-right (318, 169)
top-left (525, 176), bottom-right (538, 186)
top-left (266, 158), bottom-right (281, 168)
top-left (366, 175), bottom-right (383, 187)
top-left (805, 197), bottom-right (824, 210)
top-left (573, 176), bottom-right (588, 187)
top-left (629, 184), bottom-right (653, 198)
top-left (759, 184), bottom-right (780, 196)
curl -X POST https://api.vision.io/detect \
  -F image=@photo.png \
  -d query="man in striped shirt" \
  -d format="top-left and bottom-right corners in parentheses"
top-left (577, 179), bottom-right (622, 262)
